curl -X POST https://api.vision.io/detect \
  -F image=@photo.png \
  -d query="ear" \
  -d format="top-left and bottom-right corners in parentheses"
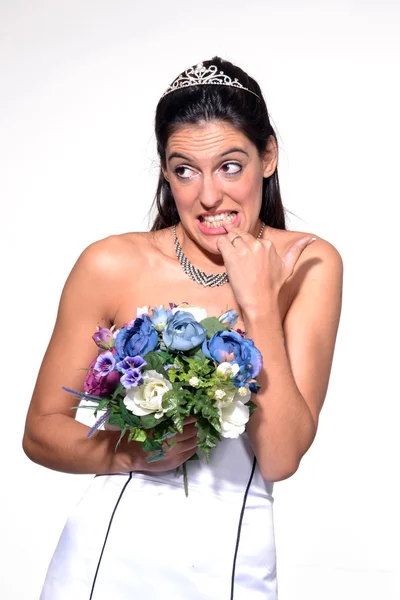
top-left (262, 135), bottom-right (278, 178)
top-left (161, 163), bottom-right (169, 183)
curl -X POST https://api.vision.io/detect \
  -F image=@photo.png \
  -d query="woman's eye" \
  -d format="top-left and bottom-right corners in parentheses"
top-left (174, 162), bottom-right (242, 180)
top-left (221, 162), bottom-right (242, 176)
top-left (174, 166), bottom-right (193, 179)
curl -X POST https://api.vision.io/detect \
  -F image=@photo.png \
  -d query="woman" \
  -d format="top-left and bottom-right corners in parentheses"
top-left (23, 56), bottom-right (343, 599)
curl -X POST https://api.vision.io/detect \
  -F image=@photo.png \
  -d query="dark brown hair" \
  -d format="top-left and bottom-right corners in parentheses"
top-left (150, 56), bottom-right (287, 231)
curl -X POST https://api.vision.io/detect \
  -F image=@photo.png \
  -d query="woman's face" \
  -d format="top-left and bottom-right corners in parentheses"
top-left (162, 120), bottom-right (277, 253)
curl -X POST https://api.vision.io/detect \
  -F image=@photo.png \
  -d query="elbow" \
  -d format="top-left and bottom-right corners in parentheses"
top-left (260, 460), bottom-right (300, 483)
top-left (22, 431), bottom-right (35, 462)
top-left (22, 423), bottom-right (42, 464)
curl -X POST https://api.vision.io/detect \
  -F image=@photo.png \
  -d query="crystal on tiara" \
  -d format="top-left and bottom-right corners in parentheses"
top-left (161, 62), bottom-right (261, 100)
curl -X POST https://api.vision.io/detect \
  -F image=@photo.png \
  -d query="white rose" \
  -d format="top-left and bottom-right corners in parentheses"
top-left (172, 302), bottom-right (207, 322)
top-left (219, 400), bottom-right (250, 439)
top-left (216, 362), bottom-right (240, 378)
top-left (123, 369), bottom-right (172, 419)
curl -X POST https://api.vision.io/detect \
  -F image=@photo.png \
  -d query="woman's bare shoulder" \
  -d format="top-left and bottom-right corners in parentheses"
top-left (269, 226), bottom-right (342, 262)
top-left (75, 230), bottom-right (167, 273)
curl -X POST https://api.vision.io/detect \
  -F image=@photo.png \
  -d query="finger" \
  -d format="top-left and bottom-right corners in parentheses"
top-left (176, 424), bottom-right (198, 442)
top-left (215, 232), bottom-right (236, 256)
top-left (164, 434), bottom-right (198, 457)
top-left (282, 236), bottom-right (317, 274)
top-left (176, 436), bottom-right (199, 455)
top-left (216, 225), bottom-right (252, 254)
top-left (223, 224), bottom-right (252, 242)
top-left (223, 223), bottom-right (261, 241)
top-left (227, 233), bottom-right (248, 248)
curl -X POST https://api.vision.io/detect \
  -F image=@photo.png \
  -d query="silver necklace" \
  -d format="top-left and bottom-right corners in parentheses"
top-left (173, 222), bottom-right (266, 287)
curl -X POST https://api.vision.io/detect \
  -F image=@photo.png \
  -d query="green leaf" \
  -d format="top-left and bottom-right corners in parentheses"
top-left (186, 452), bottom-right (200, 461)
top-left (128, 428), bottom-right (147, 442)
top-left (191, 348), bottom-right (207, 361)
top-left (143, 351), bottom-right (168, 376)
top-left (200, 316), bottom-right (225, 339)
top-left (140, 414), bottom-right (160, 429)
top-left (195, 417), bottom-right (220, 462)
top-left (161, 388), bottom-right (191, 413)
top-left (142, 437), bottom-right (163, 452)
top-left (108, 412), bottom-right (125, 430)
top-left (118, 398), bottom-right (142, 427)
top-left (185, 389), bottom-right (221, 432)
top-left (247, 400), bottom-right (258, 417)
top-left (93, 398), bottom-right (110, 416)
top-left (115, 425), bottom-right (127, 450)
top-left (152, 420), bottom-right (177, 443)
top-left (146, 449), bottom-right (167, 463)
top-left (161, 388), bottom-right (191, 433)
top-left (111, 383), bottom-right (125, 401)
top-left (156, 350), bottom-right (175, 363)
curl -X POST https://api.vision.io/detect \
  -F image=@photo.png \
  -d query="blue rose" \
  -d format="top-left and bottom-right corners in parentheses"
top-left (162, 310), bottom-right (207, 351)
top-left (151, 306), bottom-right (172, 332)
top-left (202, 330), bottom-right (262, 387)
top-left (218, 309), bottom-right (239, 328)
top-left (115, 315), bottom-right (158, 360)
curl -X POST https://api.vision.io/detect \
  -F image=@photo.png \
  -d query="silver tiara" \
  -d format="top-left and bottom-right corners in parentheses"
top-left (161, 62), bottom-right (261, 100)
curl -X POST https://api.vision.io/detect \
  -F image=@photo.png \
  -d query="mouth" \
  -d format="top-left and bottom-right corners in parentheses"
top-left (196, 210), bottom-right (239, 234)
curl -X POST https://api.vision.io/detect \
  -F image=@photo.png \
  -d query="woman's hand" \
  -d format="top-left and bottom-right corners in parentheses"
top-left (128, 416), bottom-right (199, 473)
top-left (216, 223), bottom-right (316, 315)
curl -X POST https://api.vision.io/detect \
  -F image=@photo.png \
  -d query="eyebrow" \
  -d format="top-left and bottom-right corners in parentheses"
top-left (167, 147), bottom-right (249, 162)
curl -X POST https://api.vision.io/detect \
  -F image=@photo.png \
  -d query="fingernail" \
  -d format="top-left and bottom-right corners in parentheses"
top-left (307, 237), bottom-right (317, 245)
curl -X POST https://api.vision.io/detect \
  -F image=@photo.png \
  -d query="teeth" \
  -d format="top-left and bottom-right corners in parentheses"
top-left (201, 211), bottom-right (236, 225)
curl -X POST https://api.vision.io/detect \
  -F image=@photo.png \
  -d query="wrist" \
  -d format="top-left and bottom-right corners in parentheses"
top-left (241, 299), bottom-right (281, 324)
top-left (101, 429), bottom-right (142, 473)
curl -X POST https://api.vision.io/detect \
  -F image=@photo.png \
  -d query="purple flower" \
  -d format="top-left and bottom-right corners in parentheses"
top-left (116, 356), bottom-right (147, 390)
top-left (120, 368), bottom-right (144, 389)
top-left (115, 315), bottom-right (158, 360)
top-left (92, 327), bottom-right (115, 350)
top-left (116, 356), bottom-right (147, 373)
top-left (94, 351), bottom-right (116, 377)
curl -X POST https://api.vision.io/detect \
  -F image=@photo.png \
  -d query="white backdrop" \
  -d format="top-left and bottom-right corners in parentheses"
top-left (1, 1), bottom-right (399, 599)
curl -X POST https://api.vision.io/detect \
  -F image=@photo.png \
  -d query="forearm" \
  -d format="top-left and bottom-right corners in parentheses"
top-left (243, 303), bottom-right (316, 481)
top-left (23, 413), bottom-right (138, 475)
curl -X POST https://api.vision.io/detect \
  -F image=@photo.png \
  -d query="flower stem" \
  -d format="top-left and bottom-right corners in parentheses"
top-left (183, 462), bottom-right (189, 497)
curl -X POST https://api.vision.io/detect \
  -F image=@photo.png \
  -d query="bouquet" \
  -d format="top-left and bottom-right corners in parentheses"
top-left (64, 302), bottom-right (262, 495)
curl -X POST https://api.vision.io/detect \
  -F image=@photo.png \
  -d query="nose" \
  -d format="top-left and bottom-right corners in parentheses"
top-left (198, 174), bottom-right (223, 210)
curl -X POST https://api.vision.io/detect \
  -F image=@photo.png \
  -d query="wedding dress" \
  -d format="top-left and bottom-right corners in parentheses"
top-left (40, 431), bottom-right (278, 599)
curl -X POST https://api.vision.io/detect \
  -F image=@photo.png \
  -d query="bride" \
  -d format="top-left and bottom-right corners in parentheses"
top-left (23, 56), bottom-right (343, 599)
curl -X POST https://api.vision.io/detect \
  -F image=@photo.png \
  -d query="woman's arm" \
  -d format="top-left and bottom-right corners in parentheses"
top-left (244, 239), bottom-right (343, 481)
top-left (22, 237), bottom-right (140, 474)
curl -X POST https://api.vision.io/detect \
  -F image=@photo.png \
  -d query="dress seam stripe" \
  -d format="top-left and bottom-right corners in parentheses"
top-left (230, 456), bottom-right (256, 600)
top-left (89, 472), bottom-right (133, 600)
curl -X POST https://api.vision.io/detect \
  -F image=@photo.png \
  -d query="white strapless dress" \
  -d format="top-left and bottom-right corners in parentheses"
top-left (40, 432), bottom-right (278, 599)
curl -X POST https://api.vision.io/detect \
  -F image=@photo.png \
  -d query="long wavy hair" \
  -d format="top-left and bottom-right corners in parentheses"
top-left (150, 56), bottom-right (287, 231)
